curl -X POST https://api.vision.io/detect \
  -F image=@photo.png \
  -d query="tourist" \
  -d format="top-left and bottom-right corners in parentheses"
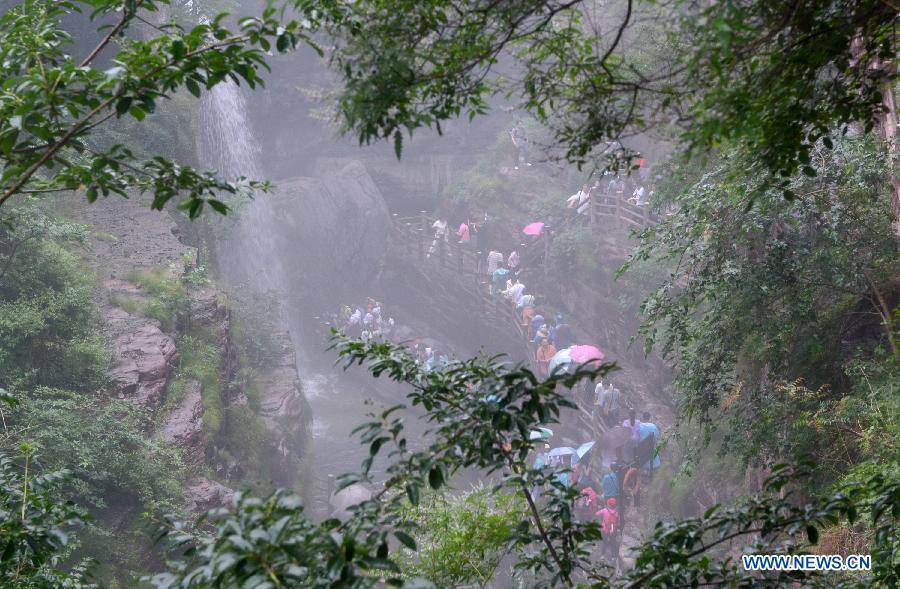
top-left (596, 497), bottom-right (621, 565)
top-left (517, 293), bottom-right (535, 310)
top-left (601, 463), bottom-right (620, 503)
top-left (521, 305), bottom-right (536, 331)
top-left (491, 266), bottom-right (509, 296)
top-left (508, 250), bottom-right (520, 273)
top-left (566, 184), bottom-right (590, 220)
top-left (623, 409), bottom-right (642, 441)
top-left (630, 184), bottom-right (648, 207)
top-left (502, 278), bottom-right (525, 306)
top-left (576, 487), bottom-right (600, 522)
top-left (595, 381), bottom-right (622, 427)
top-left (427, 218), bottom-right (449, 257)
top-left (487, 249), bottom-right (504, 274)
top-left (457, 220), bottom-right (470, 244)
top-left (532, 323), bottom-right (550, 348)
top-left (639, 412), bottom-right (661, 472)
top-left (622, 409), bottom-right (642, 465)
top-left (551, 315), bottom-right (574, 350)
top-left (535, 337), bottom-right (557, 379)
top-left (530, 313), bottom-right (546, 338)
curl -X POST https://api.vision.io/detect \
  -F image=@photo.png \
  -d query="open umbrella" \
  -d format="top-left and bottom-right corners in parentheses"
top-left (547, 447), bottom-right (576, 458)
top-left (529, 427), bottom-right (554, 441)
top-left (570, 345), bottom-right (605, 365)
top-left (547, 347), bottom-right (574, 375)
top-left (573, 441), bottom-right (595, 464)
top-left (522, 222), bottom-right (545, 236)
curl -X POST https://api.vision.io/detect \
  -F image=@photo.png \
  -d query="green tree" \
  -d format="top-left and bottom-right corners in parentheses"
top-left (394, 487), bottom-right (526, 588)
top-left (623, 137), bottom-right (898, 466)
top-left (0, 425), bottom-right (95, 589)
top-left (141, 337), bottom-right (898, 589)
top-left (321, 1), bottom-right (897, 190)
top-left (0, 0), bottom-right (322, 216)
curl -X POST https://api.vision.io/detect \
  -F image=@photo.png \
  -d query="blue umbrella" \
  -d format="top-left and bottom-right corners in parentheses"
top-left (573, 441), bottom-right (595, 464)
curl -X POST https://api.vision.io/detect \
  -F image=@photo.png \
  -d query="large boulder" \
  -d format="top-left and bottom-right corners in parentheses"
top-left (185, 477), bottom-right (235, 513)
top-left (108, 322), bottom-right (178, 408)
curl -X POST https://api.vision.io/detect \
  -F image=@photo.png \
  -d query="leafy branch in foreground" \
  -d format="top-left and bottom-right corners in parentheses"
top-left (0, 0), bottom-right (321, 217)
top-left (0, 442), bottom-right (94, 589)
top-left (143, 337), bottom-right (897, 589)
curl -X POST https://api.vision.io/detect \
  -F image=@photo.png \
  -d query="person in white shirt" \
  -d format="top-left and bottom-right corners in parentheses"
top-left (567, 184), bottom-right (590, 219)
top-left (486, 250), bottom-right (504, 275)
top-left (517, 293), bottom-right (535, 309)
top-left (503, 279), bottom-right (526, 306)
top-left (629, 185), bottom-right (648, 207)
top-left (427, 218), bottom-right (449, 257)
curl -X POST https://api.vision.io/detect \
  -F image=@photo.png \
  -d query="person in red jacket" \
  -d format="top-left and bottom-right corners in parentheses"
top-left (596, 497), bottom-right (621, 567)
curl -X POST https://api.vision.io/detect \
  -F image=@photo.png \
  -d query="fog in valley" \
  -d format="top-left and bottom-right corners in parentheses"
top-left (0, 1), bottom-right (896, 587)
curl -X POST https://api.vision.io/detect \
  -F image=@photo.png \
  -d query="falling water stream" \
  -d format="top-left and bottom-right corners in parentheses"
top-left (199, 80), bottom-right (428, 516)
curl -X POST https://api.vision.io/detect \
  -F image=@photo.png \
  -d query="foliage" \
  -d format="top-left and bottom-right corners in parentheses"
top-left (1, 387), bottom-right (184, 515)
top-left (394, 486), bottom-right (525, 588)
top-left (547, 225), bottom-right (599, 277)
top-left (140, 337), bottom-right (898, 588)
top-left (0, 205), bottom-right (106, 394)
top-left (0, 0), bottom-right (322, 216)
top-left (171, 332), bottom-right (224, 439)
top-left (625, 138), bottom-right (898, 454)
top-left (0, 446), bottom-right (95, 589)
top-left (321, 0), bottom-right (897, 181)
top-left (124, 267), bottom-right (189, 333)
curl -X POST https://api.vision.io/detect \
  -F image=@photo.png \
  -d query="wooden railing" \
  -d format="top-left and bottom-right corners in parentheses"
top-left (390, 206), bottom-right (658, 436)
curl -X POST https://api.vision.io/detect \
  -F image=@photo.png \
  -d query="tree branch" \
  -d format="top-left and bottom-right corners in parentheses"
top-left (80, 1), bottom-right (144, 68)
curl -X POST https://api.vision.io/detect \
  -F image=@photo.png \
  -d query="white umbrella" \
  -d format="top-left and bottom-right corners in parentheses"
top-left (547, 347), bottom-right (574, 375)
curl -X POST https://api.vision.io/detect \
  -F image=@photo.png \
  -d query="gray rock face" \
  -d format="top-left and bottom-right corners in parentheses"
top-left (185, 477), bottom-right (235, 512)
top-left (257, 330), bottom-right (307, 484)
top-left (263, 161), bottom-right (391, 307)
top-left (329, 483), bottom-right (372, 520)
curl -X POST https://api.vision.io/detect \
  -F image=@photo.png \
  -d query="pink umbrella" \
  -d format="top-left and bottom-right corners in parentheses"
top-left (569, 345), bottom-right (604, 365)
top-left (522, 222), bottom-right (545, 236)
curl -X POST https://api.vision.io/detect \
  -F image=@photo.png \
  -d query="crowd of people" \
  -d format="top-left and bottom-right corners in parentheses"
top-left (400, 123), bottom-right (667, 573)
top-left (528, 406), bottom-right (661, 571)
top-left (333, 297), bottom-right (455, 373)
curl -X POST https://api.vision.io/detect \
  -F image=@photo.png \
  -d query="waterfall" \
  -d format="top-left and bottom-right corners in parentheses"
top-left (199, 81), bottom-right (263, 180)
top-left (199, 81), bottom-right (285, 295)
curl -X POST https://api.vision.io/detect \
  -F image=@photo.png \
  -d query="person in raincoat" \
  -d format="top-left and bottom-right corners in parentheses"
top-left (535, 338), bottom-right (557, 379)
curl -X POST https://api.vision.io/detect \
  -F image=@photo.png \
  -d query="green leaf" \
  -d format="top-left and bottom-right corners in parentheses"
top-left (806, 525), bottom-right (818, 544)
top-left (428, 466), bottom-right (443, 489)
top-left (394, 531), bottom-right (416, 551)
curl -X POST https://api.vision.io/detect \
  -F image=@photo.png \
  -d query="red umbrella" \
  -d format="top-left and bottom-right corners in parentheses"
top-left (522, 222), bottom-right (544, 236)
top-left (569, 345), bottom-right (604, 365)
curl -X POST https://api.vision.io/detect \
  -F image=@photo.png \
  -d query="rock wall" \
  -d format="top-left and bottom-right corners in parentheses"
top-left (258, 160), bottom-right (392, 309)
top-left (68, 194), bottom-right (309, 511)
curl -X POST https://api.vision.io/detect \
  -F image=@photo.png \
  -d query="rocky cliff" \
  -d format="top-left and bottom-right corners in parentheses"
top-left (68, 194), bottom-right (309, 510)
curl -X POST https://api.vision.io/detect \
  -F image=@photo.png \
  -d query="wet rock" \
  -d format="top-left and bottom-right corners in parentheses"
top-left (108, 323), bottom-right (178, 408)
top-left (185, 477), bottom-right (235, 512)
top-left (161, 379), bottom-right (205, 461)
top-left (329, 483), bottom-right (372, 520)
top-left (257, 331), bottom-right (307, 484)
